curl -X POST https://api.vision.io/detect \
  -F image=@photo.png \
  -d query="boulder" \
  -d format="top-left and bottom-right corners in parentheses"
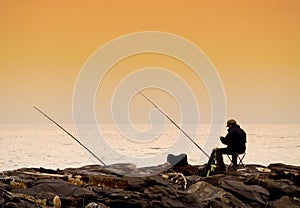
top-left (92, 186), bottom-right (149, 208)
top-left (13, 179), bottom-right (97, 207)
top-left (86, 202), bottom-right (109, 208)
top-left (144, 185), bottom-right (200, 208)
top-left (187, 181), bottom-right (247, 207)
top-left (267, 196), bottom-right (300, 208)
top-left (219, 179), bottom-right (269, 206)
top-left (262, 178), bottom-right (300, 199)
top-left (1, 163), bottom-right (300, 207)
top-left (87, 173), bottom-right (128, 189)
top-left (268, 163), bottom-right (300, 186)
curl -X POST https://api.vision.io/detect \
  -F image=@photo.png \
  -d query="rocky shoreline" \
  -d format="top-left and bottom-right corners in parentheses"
top-left (1, 163), bottom-right (300, 208)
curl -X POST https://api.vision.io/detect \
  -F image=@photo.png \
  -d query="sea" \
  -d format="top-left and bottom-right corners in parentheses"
top-left (1, 124), bottom-right (299, 172)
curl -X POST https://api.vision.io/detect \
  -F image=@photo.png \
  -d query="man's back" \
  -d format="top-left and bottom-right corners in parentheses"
top-left (221, 125), bottom-right (246, 154)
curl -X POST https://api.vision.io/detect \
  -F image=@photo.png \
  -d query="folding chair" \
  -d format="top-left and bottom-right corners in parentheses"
top-left (227, 153), bottom-right (246, 169)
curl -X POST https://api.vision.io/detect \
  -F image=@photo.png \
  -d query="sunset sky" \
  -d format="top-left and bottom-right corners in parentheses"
top-left (1, 0), bottom-right (300, 124)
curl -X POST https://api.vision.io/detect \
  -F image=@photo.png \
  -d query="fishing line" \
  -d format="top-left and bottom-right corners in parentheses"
top-left (33, 106), bottom-right (107, 166)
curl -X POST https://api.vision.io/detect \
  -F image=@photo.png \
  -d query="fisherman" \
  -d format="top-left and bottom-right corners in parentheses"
top-left (216, 119), bottom-right (247, 171)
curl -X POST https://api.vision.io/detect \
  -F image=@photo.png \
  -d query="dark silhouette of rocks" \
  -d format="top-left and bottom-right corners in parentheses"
top-left (0, 163), bottom-right (299, 207)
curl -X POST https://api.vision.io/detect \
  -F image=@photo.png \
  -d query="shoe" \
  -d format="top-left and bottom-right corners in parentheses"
top-left (228, 165), bottom-right (237, 171)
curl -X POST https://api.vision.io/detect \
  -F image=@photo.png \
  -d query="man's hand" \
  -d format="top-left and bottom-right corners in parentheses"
top-left (220, 136), bottom-right (226, 144)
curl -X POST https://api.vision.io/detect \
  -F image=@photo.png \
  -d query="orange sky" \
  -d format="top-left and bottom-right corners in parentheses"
top-left (1, 0), bottom-right (300, 124)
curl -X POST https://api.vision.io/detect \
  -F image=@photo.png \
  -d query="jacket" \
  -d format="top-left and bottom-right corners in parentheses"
top-left (220, 124), bottom-right (246, 154)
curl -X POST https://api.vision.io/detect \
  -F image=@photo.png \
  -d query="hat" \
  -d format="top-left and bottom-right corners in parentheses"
top-left (226, 119), bottom-right (236, 127)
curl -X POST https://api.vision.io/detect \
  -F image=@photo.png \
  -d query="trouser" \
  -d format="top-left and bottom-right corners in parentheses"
top-left (216, 148), bottom-right (237, 168)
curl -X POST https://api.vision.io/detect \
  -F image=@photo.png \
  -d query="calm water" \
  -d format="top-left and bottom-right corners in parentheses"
top-left (0, 124), bottom-right (299, 172)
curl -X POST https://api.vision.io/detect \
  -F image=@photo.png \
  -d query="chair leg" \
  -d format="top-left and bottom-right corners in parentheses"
top-left (227, 154), bottom-right (236, 169)
top-left (227, 153), bottom-right (246, 169)
top-left (237, 153), bottom-right (246, 168)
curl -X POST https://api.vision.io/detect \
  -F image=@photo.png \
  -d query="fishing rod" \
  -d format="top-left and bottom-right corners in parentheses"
top-left (132, 87), bottom-right (210, 158)
top-left (33, 106), bottom-right (107, 166)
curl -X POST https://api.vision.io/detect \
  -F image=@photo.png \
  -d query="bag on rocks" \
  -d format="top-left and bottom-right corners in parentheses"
top-left (167, 154), bottom-right (188, 166)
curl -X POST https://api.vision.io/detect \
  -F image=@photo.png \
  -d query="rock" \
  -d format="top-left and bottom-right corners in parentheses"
top-left (87, 173), bottom-right (128, 189)
top-left (105, 163), bottom-right (139, 176)
top-left (268, 163), bottom-right (300, 173)
top-left (2, 201), bottom-right (40, 208)
top-left (0, 182), bottom-right (10, 191)
top-left (267, 196), bottom-right (300, 208)
top-left (246, 173), bottom-right (300, 199)
top-left (144, 185), bottom-right (200, 208)
top-left (170, 164), bottom-right (202, 176)
top-left (93, 186), bottom-right (149, 208)
top-left (268, 163), bottom-right (300, 186)
top-left (123, 176), bottom-right (148, 192)
top-left (219, 179), bottom-right (270, 206)
top-left (13, 179), bottom-right (97, 207)
top-left (187, 181), bottom-right (247, 207)
top-left (53, 195), bottom-right (61, 208)
top-left (196, 174), bottom-right (226, 186)
top-left (262, 178), bottom-right (300, 199)
top-left (137, 163), bottom-right (171, 176)
top-left (61, 165), bottom-right (129, 189)
top-left (161, 172), bottom-right (187, 190)
top-left (86, 202), bottom-right (109, 208)
top-left (61, 164), bottom-right (117, 177)
top-left (1, 163), bottom-right (300, 207)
